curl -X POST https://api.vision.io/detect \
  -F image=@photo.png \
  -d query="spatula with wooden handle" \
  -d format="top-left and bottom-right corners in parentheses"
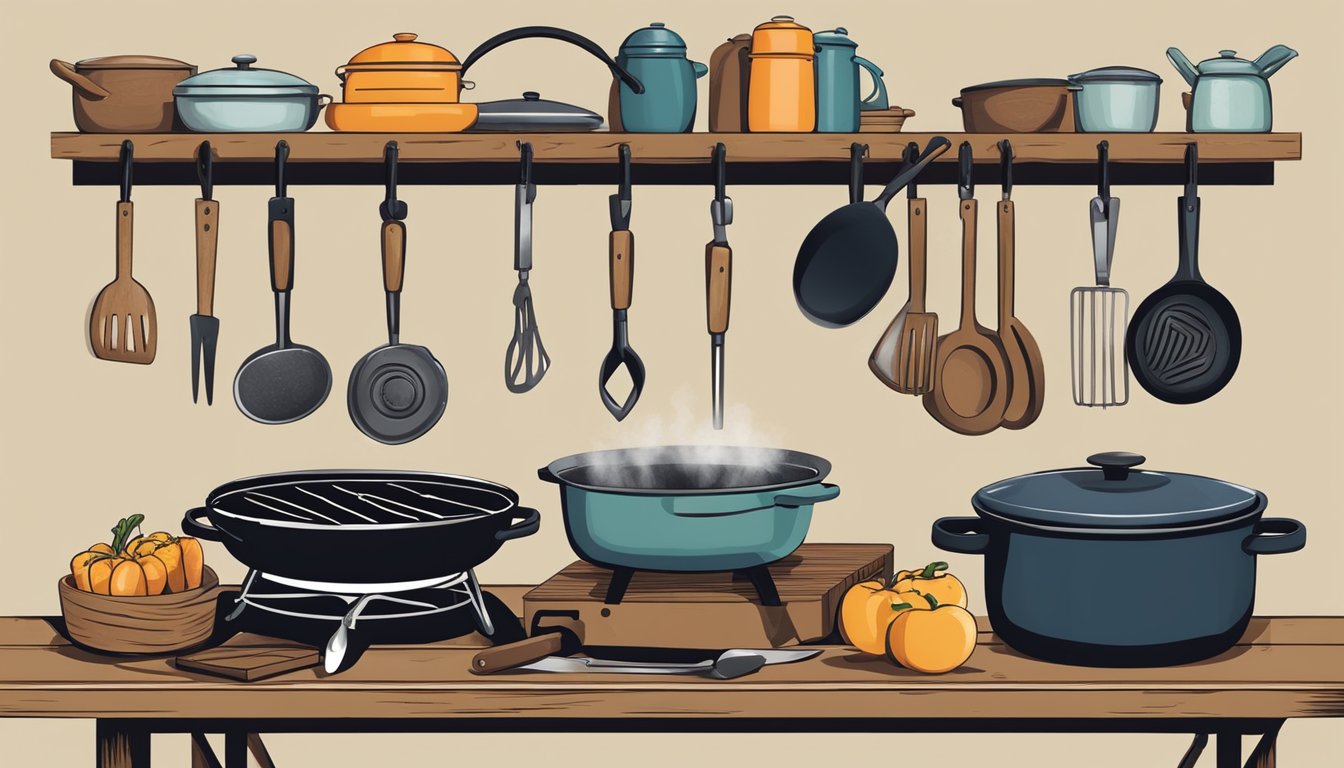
top-left (90, 140), bottom-right (157, 364)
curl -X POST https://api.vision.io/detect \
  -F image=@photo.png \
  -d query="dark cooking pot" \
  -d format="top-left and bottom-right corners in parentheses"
top-left (540, 446), bottom-right (839, 572)
top-left (932, 452), bottom-right (1305, 667)
top-left (182, 470), bottom-right (539, 587)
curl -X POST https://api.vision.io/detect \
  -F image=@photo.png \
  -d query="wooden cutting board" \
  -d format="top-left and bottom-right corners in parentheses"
top-left (175, 634), bottom-right (320, 681)
top-left (521, 544), bottom-right (893, 649)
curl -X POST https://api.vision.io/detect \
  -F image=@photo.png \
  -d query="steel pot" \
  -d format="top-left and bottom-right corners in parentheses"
top-left (932, 452), bottom-right (1305, 667)
top-left (50, 55), bottom-right (196, 132)
top-left (953, 78), bottom-right (1078, 132)
top-left (335, 33), bottom-right (469, 104)
top-left (181, 470), bottom-right (540, 589)
top-left (615, 22), bottom-right (707, 133)
top-left (539, 446), bottom-right (840, 572)
top-left (1168, 45), bottom-right (1297, 132)
top-left (1067, 66), bottom-right (1161, 132)
top-left (174, 55), bottom-right (329, 132)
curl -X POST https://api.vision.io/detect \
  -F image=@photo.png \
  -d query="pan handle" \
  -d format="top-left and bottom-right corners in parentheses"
top-left (1242, 518), bottom-right (1306, 555)
top-left (181, 507), bottom-right (222, 541)
top-left (471, 631), bottom-right (568, 674)
top-left (932, 517), bottom-right (991, 555)
top-left (773, 483), bottom-right (841, 508)
top-left (496, 506), bottom-right (541, 541)
top-left (537, 465), bottom-right (561, 484)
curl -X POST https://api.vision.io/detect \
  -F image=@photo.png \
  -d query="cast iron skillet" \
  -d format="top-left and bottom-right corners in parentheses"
top-left (1126, 144), bottom-right (1241, 403)
top-left (793, 136), bottom-right (950, 328)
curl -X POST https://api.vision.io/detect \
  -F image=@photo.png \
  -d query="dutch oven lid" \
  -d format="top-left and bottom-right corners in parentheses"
top-left (474, 92), bottom-right (602, 128)
top-left (620, 22), bottom-right (688, 56)
top-left (1068, 65), bottom-right (1163, 83)
top-left (346, 32), bottom-right (462, 69)
top-left (973, 452), bottom-right (1262, 530)
top-left (174, 55), bottom-right (317, 96)
top-left (77, 54), bottom-right (194, 70)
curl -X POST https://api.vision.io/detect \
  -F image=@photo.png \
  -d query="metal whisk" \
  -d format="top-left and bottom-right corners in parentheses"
top-left (1071, 141), bottom-right (1129, 408)
top-left (505, 143), bottom-right (550, 393)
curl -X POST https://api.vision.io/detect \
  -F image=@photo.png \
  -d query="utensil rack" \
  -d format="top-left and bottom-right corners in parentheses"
top-left (52, 132), bottom-right (1301, 186)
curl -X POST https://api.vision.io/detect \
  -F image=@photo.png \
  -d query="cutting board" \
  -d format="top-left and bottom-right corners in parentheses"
top-left (521, 544), bottom-right (893, 649)
top-left (175, 634), bottom-right (320, 681)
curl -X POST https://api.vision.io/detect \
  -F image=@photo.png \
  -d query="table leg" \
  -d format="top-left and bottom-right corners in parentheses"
top-left (247, 734), bottom-right (277, 768)
top-left (225, 731), bottom-right (247, 768)
top-left (1244, 723), bottom-right (1283, 768)
top-left (1217, 731), bottom-right (1242, 768)
top-left (191, 733), bottom-right (223, 768)
top-left (95, 720), bottom-right (149, 768)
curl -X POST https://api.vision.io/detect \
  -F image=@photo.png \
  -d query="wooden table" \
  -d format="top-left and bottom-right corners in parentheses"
top-left (2, 589), bottom-right (1340, 768)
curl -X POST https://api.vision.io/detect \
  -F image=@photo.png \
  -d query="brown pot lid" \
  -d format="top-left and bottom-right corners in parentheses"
top-left (345, 33), bottom-right (461, 69)
top-left (77, 54), bottom-right (194, 71)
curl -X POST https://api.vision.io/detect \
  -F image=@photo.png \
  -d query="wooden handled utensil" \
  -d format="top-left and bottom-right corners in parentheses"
top-left (706, 143), bottom-right (732, 430)
top-left (90, 140), bottom-right (157, 364)
top-left (598, 144), bottom-right (646, 421)
top-left (190, 142), bottom-right (220, 404)
top-left (923, 142), bottom-right (1010, 435)
top-left (870, 142), bottom-right (938, 394)
top-left (994, 141), bottom-right (1045, 429)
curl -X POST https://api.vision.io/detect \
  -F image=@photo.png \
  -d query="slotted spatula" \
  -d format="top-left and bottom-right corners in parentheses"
top-left (90, 140), bottom-right (157, 364)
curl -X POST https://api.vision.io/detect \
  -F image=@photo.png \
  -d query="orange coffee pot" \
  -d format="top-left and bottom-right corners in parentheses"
top-left (747, 16), bottom-right (816, 132)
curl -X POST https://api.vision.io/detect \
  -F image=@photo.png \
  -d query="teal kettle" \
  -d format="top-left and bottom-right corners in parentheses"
top-left (1167, 45), bottom-right (1296, 132)
top-left (617, 22), bottom-right (707, 132)
top-left (814, 28), bottom-right (887, 133)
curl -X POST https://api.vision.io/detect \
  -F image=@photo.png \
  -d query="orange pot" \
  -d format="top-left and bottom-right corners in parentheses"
top-left (335, 33), bottom-right (471, 104)
top-left (747, 16), bottom-right (816, 132)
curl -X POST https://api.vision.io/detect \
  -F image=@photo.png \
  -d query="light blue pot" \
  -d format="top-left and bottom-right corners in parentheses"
top-left (174, 54), bottom-right (329, 133)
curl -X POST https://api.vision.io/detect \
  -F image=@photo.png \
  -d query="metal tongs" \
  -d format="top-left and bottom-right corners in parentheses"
top-left (505, 142), bottom-right (550, 393)
top-left (598, 144), bottom-right (646, 420)
top-left (705, 144), bottom-right (733, 430)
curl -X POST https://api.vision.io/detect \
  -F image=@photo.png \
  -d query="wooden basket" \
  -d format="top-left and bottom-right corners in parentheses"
top-left (58, 566), bottom-right (221, 654)
top-left (859, 107), bottom-right (916, 133)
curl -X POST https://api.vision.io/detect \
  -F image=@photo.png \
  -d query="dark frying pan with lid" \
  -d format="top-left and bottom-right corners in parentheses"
top-left (793, 136), bottom-right (951, 328)
top-left (1126, 144), bottom-right (1241, 404)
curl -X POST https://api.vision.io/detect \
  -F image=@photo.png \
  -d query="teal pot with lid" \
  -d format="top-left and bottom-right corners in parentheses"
top-left (174, 55), bottom-right (331, 132)
top-left (933, 452), bottom-right (1305, 667)
top-left (1068, 66), bottom-right (1161, 131)
top-left (539, 446), bottom-right (840, 572)
top-left (616, 23), bottom-right (707, 132)
top-left (1167, 45), bottom-right (1297, 132)
top-left (814, 27), bottom-right (888, 132)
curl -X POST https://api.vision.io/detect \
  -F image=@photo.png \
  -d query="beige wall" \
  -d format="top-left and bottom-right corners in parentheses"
top-left (3, 0), bottom-right (1341, 764)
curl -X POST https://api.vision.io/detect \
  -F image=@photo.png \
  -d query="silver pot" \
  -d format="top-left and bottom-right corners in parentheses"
top-left (1067, 66), bottom-right (1161, 132)
top-left (174, 54), bottom-right (330, 132)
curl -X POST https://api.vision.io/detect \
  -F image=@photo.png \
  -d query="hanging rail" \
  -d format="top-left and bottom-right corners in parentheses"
top-left (52, 132), bottom-right (1301, 187)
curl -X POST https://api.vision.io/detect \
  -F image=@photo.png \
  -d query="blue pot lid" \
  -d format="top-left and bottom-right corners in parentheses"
top-left (814, 28), bottom-right (857, 48)
top-left (620, 22), bottom-right (688, 56)
top-left (174, 55), bottom-right (317, 96)
top-left (1197, 50), bottom-right (1261, 75)
top-left (1068, 65), bottom-right (1162, 83)
top-left (973, 452), bottom-right (1262, 530)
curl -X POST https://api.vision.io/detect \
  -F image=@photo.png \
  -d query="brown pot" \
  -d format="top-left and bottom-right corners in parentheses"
top-left (954, 79), bottom-right (1078, 132)
top-left (335, 33), bottom-right (469, 104)
top-left (58, 566), bottom-right (221, 654)
top-left (50, 56), bottom-right (196, 132)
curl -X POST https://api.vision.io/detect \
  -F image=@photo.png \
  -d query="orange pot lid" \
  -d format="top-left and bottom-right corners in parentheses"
top-left (345, 33), bottom-right (461, 69)
top-left (751, 15), bottom-right (814, 56)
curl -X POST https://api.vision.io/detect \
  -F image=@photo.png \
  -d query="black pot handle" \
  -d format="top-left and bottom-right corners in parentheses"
top-left (181, 507), bottom-right (222, 541)
top-left (537, 465), bottom-right (561, 484)
top-left (931, 516), bottom-right (990, 555)
top-left (496, 506), bottom-right (541, 542)
top-left (1242, 517), bottom-right (1306, 555)
top-left (461, 26), bottom-right (645, 94)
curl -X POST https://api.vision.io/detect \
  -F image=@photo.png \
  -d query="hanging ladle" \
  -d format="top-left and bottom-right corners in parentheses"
top-left (598, 143), bottom-right (646, 421)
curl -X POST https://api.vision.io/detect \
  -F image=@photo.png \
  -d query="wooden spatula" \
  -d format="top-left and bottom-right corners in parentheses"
top-left (90, 141), bottom-right (156, 364)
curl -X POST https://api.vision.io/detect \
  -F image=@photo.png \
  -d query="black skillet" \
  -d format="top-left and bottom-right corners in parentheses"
top-left (793, 136), bottom-right (950, 328)
top-left (1126, 144), bottom-right (1242, 404)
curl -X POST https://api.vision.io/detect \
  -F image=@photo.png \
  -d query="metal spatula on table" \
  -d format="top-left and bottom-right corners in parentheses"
top-left (90, 140), bottom-right (157, 364)
top-left (1070, 141), bottom-right (1128, 408)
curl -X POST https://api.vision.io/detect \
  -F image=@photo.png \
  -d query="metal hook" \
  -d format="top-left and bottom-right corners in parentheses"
top-left (904, 142), bottom-right (920, 199)
top-left (712, 142), bottom-right (727, 203)
top-left (957, 141), bottom-right (974, 198)
top-left (848, 142), bottom-right (867, 204)
top-left (1097, 140), bottom-right (1110, 200)
top-left (1185, 142), bottom-right (1198, 187)
top-left (999, 139), bottom-right (1014, 200)
top-left (617, 143), bottom-right (632, 200)
top-left (518, 141), bottom-right (535, 202)
top-left (119, 140), bottom-right (133, 203)
top-left (380, 141), bottom-right (407, 221)
top-left (196, 141), bottom-right (213, 201)
top-left (710, 143), bottom-right (731, 238)
top-left (273, 140), bottom-right (289, 198)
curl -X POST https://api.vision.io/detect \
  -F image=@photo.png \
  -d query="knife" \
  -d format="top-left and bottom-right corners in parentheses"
top-left (190, 142), bottom-right (220, 404)
top-left (520, 648), bottom-right (820, 679)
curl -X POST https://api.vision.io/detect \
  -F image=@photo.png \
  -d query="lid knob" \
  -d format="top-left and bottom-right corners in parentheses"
top-left (1087, 452), bottom-right (1146, 481)
top-left (1219, 50), bottom-right (1237, 58)
top-left (393, 33), bottom-right (419, 42)
top-left (523, 91), bottom-right (540, 101)
top-left (650, 22), bottom-right (665, 27)
top-left (836, 27), bottom-right (848, 34)
top-left (772, 15), bottom-right (796, 21)
top-left (231, 54), bottom-right (257, 70)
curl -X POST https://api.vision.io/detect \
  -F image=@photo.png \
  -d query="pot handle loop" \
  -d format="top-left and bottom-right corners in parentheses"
top-left (931, 517), bottom-right (991, 555)
top-left (496, 506), bottom-right (541, 542)
top-left (1242, 517), bottom-right (1306, 555)
top-left (773, 483), bottom-right (841, 508)
top-left (50, 59), bottom-right (111, 100)
top-left (459, 26), bottom-right (645, 94)
top-left (181, 507), bottom-right (222, 541)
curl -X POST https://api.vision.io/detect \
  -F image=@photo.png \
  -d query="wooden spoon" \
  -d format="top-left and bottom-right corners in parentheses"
top-left (923, 146), bottom-right (1009, 435)
top-left (994, 147), bottom-right (1044, 429)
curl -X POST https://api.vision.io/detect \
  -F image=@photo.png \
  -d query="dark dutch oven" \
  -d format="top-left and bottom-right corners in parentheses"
top-left (933, 452), bottom-right (1305, 667)
top-left (182, 470), bottom-right (539, 585)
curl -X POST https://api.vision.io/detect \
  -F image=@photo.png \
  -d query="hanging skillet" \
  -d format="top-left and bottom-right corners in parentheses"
top-left (1126, 144), bottom-right (1241, 404)
top-left (348, 142), bottom-right (448, 443)
top-left (793, 136), bottom-right (951, 328)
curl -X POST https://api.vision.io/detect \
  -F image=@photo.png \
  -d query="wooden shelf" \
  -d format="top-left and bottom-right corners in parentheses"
top-left (51, 131), bottom-right (1302, 187)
